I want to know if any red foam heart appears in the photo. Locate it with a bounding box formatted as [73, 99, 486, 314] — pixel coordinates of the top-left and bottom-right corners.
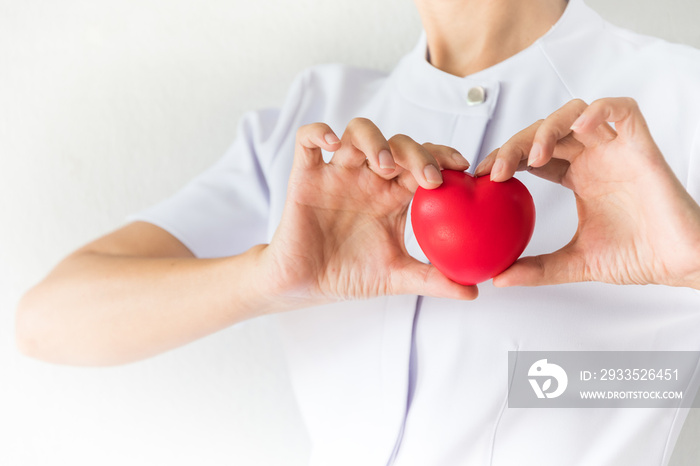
[411, 170, 536, 285]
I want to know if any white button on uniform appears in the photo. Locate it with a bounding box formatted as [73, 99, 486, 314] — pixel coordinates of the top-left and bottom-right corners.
[466, 86, 486, 105]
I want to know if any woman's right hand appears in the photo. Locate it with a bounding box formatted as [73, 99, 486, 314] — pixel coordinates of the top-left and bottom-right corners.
[258, 118, 478, 311]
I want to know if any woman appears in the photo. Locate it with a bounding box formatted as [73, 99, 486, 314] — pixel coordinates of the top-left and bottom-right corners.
[17, 0, 700, 464]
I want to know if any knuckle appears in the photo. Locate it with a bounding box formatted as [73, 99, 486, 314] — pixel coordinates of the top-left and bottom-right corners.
[297, 122, 325, 137]
[568, 99, 589, 119]
[534, 120, 557, 141]
[537, 117, 555, 132]
[500, 141, 514, 153]
[294, 125, 310, 144]
[295, 122, 330, 149]
[499, 142, 520, 160]
[347, 117, 372, 131]
[589, 98, 608, 111]
[389, 133, 414, 145]
[295, 124, 310, 138]
[621, 97, 639, 109]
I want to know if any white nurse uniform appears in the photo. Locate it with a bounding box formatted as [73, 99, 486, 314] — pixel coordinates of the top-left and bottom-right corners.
[129, 1, 700, 464]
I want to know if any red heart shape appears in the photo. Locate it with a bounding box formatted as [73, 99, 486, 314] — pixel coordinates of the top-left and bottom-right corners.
[411, 170, 536, 285]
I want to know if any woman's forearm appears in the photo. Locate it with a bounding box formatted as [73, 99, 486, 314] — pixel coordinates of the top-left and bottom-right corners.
[16, 244, 273, 366]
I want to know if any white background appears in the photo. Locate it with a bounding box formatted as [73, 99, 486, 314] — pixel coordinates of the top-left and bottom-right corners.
[2, 0, 700, 464]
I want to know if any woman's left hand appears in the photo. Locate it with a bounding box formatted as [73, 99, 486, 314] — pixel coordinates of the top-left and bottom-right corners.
[474, 98, 700, 289]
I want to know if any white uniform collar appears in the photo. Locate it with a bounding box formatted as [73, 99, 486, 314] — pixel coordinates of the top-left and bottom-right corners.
[393, 0, 603, 116]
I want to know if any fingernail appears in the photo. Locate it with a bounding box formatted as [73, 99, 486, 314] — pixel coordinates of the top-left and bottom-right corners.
[527, 143, 541, 167]
[570, 115, 586, 131]
[324, 133, 340, 144]
[378, 150, 395, 170]
[423, 164, 442, 184]
[474, 156, 490, 176]
[490, 159, 504, 181]
[451, 152, 470, 167]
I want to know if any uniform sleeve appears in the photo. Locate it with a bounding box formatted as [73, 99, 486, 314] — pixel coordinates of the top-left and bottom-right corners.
[126, 73, 307, 259]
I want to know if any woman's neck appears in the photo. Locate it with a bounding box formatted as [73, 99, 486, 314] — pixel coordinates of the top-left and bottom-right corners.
[415, 0, 568, 76]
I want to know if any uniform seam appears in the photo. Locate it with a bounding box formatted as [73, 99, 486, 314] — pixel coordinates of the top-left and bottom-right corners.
[385, 296, 422, 465]
[536, 41, 575, 100]
[489, 344, 520, 466]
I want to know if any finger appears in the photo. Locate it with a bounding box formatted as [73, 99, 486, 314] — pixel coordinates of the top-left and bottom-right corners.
[392, 259, 479, 300]
[389, 134, 444, 191]
[571, 97, 647, 142]
[491, 245, 586, 287]
[364, 142, 470, 186]
[475, 132, 580, 183]
[476, 121, 541, 182]
[294, 123, 341, 169]
[422, 143, 471, 171]
[528, 99, 591, 168]
[331, 118, 397, 176]
[474, 147, 499, 178]
[526, 158, 572, 187]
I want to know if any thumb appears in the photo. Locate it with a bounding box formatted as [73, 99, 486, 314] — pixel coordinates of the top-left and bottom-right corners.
[492, 247, 585, 287]
[393, 259, 479, 300]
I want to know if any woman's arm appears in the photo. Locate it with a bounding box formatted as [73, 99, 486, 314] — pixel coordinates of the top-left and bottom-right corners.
[15, 221, 276, 366]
